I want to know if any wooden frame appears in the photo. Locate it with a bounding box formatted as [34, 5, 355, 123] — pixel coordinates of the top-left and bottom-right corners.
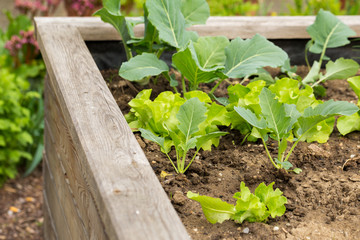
[35, 16, 360, 240]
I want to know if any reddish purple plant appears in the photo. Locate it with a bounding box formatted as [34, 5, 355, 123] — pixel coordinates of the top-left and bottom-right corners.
[4, 30, 40, 67]
[15, 0, 62, 17]
[64, 0, 101, 16]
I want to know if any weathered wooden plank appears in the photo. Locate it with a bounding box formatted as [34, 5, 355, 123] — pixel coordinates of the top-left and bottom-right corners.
[43, 157, 72, 240]
[44, 136, 88, 239]
[43, 185, 58, 240]
[44, 78, 108, 240]
[34, 16, 360, 40]
[36, 23, 190, 240]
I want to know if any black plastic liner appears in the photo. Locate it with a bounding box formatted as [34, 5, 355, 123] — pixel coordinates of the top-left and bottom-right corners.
[86, 39, 360, 71]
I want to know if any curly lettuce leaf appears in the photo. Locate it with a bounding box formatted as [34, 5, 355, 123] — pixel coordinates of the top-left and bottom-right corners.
[337, 76, 360, 135]
[188, 182, 287, 224]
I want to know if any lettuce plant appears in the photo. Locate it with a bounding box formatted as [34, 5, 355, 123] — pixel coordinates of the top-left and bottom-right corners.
[234, 87, 358, 173]
[226, 78, 340, 144]
[337, 76, 360, 135]
[126, 90, 230, 173]
[187, 182, 287, 224]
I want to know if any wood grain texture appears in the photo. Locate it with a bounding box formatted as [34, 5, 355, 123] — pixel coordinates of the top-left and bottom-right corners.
[34, 16, 360, 40]
[43, 160, 58, 240]
[43, 156, 72, 240]
[44, 78, 108, 240]
[36, 23, 190, 240]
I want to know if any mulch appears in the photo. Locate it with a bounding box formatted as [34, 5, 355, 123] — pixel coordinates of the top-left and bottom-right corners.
[0, 167, 43, 240]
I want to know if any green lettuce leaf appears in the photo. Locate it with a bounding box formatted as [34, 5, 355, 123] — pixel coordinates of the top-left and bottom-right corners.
[337, 76, 360, 135]
[297, 100, 359, 137]
[254, 182, 287, 218]
[233, 182, 269, 223]
[187, 191, 236, 224]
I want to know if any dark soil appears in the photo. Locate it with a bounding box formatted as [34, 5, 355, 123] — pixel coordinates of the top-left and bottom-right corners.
[0, 168, 43, 240]
[104, 67, 360, 240]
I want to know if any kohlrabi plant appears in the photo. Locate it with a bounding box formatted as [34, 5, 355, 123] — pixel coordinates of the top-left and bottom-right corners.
[337, 76, 360, 135]
[301, 9, 359, 88]
[95, 0, 210, 85]
[234, 87, 359, 173]
[126, 89, 230, 173]
[187, 182, 287, 224]
[95, 0, 289, 92]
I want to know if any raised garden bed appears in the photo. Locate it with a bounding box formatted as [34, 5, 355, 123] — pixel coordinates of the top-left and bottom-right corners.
[35, 16, 360, 239]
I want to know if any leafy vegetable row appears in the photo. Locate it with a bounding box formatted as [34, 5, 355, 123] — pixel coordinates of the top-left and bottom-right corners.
[95, 0, 360, 226]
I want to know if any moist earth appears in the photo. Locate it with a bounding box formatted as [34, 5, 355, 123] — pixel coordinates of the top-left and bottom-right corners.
[105, 68, 360, 240]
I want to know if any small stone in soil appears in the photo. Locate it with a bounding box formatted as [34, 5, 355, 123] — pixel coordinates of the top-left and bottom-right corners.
[273, 226, 279, 231]
[243, 228, 250, 234]
[172, 191, 187, 205]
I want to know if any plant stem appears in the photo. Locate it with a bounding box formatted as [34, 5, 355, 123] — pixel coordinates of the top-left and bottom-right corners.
[181, 75, 187, 94]
[179, 153, 187, 173]
[304, 40, 312, 70]
[209, 78, 223, 95]
[157, 48, 165, 59]
[123, 42, 132, 60]
[261, 137, 280, 169]
[311, 76, 326, 88]
[183, 149, 201, 173]
[283, 140, 300, 163]
[162, 72, 178, 93]
[165, 153, 179, 173]
[277, 139, 282, 163]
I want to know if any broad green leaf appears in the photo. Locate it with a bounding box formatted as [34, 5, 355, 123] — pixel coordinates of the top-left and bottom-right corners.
[94, 8, 131, 43]
[177, 98, 207, 140]
[284, 104, 301, 129]
[297, 100, 359, 136]
[181, 0, 210, 27]
[103, 0, 121, 16]
[259, 88, 293, 140]
[139, 128, 167, 151]
[320, 58, 359, 82]
[187, 191, 236, 224]
[281, 58, 297, 77]
[337, 113, 360, 135]
[223, 34, 288, 78]
[119, 53, 169, 81]
[196, 131, 228, 150]
[307, 9, 356, 54]
[302, 61, 320, 84]
[192, 36, 229, 69]
[172, 42, 223, 90]
[254, 182, 287, 218]
[146, 0, 193, 48]
[234, 107, 266, 129]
